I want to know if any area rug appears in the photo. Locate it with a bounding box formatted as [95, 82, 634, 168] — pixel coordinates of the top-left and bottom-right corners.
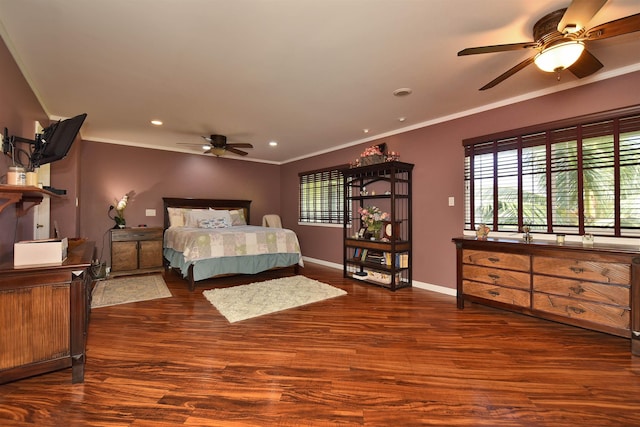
[91, 274, 172, 308]
[203, 275, 347, 323]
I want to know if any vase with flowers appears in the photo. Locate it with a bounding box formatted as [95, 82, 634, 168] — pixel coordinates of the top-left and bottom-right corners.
[111, 194, 129, 228]
[358, 205, 389, 239]
[359, 144, 385, 166]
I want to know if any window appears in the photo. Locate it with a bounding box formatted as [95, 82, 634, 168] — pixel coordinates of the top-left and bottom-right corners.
[464, 107, 640, 237]
[299, 165, 348, 224]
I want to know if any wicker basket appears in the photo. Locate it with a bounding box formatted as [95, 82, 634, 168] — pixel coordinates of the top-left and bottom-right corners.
[360, 154, 385, 166]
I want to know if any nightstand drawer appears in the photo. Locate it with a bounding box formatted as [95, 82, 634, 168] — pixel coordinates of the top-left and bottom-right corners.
[110, 228, 163, 242]
[462, 249, 530, 272]
[463, 280, 530, 307]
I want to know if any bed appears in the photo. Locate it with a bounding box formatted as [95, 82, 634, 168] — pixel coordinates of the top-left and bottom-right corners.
[162, 197, 303, 291]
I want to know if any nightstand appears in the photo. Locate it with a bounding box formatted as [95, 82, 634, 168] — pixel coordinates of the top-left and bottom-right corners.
[110, 227, 163, 275]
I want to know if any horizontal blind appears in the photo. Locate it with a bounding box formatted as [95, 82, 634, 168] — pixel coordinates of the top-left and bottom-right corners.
[463, 106, 640, 237]
[299, 166, 345, 224]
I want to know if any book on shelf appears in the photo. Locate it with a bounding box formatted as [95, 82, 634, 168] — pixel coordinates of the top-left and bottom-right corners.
[353, 247, 362, 259]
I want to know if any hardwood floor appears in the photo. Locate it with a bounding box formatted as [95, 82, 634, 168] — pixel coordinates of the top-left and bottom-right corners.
[2, 262, 640, 426]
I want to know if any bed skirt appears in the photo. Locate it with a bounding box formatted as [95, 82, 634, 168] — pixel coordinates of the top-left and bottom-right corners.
[164, 248, 302, 282]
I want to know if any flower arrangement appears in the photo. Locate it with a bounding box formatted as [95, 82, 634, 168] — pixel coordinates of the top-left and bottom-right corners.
[350, 143, 396, 167]
[360, 145, 383, 158]
[358, 205, 389, 235]
[114, 194, 128, 228]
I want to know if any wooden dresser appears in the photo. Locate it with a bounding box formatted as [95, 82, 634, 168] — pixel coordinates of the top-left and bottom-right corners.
[452, 237, 640, 356]
[0, 240, 94, 384]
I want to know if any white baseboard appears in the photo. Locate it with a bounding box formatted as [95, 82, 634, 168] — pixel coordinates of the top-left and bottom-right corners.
[302, 256, 457, 297]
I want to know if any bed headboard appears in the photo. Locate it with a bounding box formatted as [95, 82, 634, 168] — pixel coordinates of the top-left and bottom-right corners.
[162, 198, 251, 229]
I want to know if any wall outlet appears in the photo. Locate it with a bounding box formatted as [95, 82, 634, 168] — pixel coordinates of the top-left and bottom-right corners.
[145, 209, 156, 217]
[448, 196, 455, 207]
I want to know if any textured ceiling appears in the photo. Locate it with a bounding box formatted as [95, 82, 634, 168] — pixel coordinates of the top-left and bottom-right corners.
[0, 0, 639, 164]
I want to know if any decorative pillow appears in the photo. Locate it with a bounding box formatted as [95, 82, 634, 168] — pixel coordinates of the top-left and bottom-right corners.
[186, 209, 232, 228]
[184, 209, 216, 227]
[198, 218, 229, 229]
[228, 209, 247, 226]
[167, 207, 186, 228]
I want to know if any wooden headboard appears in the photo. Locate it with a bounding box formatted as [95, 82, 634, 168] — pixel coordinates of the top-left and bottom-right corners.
[162, 198, 251, 229]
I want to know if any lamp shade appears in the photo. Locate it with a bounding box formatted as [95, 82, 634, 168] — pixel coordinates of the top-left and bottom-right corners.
[210, 147, 226, 156]
[534, 41, 585, 72]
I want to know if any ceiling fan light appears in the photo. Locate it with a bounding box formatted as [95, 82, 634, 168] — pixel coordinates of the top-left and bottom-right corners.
[210, 147, 226, 156]
[534, 41, 585, 73]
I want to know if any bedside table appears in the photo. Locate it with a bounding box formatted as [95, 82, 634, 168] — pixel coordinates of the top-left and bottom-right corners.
[110, 227, 163, 276]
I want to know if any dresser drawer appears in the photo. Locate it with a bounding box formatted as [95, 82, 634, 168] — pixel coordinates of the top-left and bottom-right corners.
[462, 264, 530, 290]
[462, 249, 530, 272]
[533, 293, 630, 331]
[533, 275, 629, 308]
[533, 256, 630, 285]
[463, 280, 530, 307]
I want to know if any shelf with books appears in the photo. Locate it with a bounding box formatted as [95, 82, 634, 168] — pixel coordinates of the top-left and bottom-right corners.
[342, 161, 413, 291]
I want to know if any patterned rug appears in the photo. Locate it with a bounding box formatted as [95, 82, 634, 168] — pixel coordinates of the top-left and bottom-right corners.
[203, 275, 347, 323]
[91, 274, 172, 308]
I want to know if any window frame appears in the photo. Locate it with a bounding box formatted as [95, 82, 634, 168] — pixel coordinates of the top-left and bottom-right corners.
[298, 164, 349, 225]
[463, 105, 640, 238]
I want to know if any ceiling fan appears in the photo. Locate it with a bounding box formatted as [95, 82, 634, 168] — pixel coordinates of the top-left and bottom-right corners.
[457, 0, 640, 90]
[179, 134, 253, 157]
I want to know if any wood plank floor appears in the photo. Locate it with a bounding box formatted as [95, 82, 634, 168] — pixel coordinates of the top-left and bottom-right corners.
[2, 262, 640, 426]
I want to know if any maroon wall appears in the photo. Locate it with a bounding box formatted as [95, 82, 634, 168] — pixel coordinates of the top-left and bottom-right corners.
[0, 37, 49, 254]
[281, 70, 640, 290]
[2, 22, 639, 288]
[78, 142, 281, 264]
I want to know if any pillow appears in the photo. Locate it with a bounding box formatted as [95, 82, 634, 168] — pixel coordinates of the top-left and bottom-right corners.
[167, 207, 186, 228]
[198, 218, 229, 229]
[228, 209, 247, 226]
[186, 209, 232, 228]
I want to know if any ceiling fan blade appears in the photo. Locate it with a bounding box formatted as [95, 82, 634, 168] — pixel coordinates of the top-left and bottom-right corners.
[227, 143, 253, 148]
[458, 42, 537, 56]
[558, 0, 607, 33]
[225, 147, 249, 156]
[568, 48, 603, 78]
[479, 56, 536, 91]
[583, 13, 640, 41]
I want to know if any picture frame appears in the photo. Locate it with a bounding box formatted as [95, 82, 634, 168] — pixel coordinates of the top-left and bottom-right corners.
[358, 228, 367, 238]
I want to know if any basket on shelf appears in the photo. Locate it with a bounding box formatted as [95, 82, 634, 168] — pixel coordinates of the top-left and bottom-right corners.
[360, 154, 385, 166]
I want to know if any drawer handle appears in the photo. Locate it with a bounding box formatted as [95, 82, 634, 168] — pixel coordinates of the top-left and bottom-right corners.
[488, 290, 500, 297]
[569, 285, 585, 295]
[488, 273, 500, 281]
[488, 257, 500, 263]
[568, 306, 585, 315]
[569, 267, 584, 274]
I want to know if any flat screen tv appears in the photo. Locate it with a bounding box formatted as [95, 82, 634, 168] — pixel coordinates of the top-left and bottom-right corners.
[30, 113, 87, 168]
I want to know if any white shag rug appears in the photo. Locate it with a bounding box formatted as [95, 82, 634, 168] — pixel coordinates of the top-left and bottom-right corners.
[91, 274, 172, 308]
[203, 275, 347, 323]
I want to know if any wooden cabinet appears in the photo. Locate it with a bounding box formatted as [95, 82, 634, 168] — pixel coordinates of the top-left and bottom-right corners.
[342, 161, 413, 290]
[110, 227, 163, 275]
[0, 241, 94, 384]
[453, 237, 640, 356]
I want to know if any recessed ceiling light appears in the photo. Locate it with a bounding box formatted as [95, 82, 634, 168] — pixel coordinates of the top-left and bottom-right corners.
[150, 120, 163, 126]
[393, 88, 412, 97]
[398, 117, 406, 122]
[269, 141, 278, 147]
[363, 129, 369, 134]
